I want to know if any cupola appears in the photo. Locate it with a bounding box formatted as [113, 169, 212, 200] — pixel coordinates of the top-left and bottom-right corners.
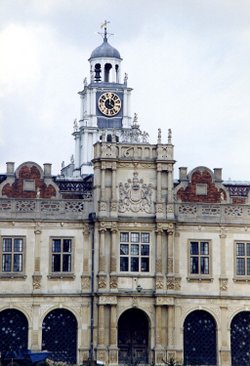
[89, 21, 122, 84]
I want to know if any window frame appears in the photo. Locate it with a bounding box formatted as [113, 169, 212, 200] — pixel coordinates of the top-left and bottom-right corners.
[188, 239, 212, 279]
[119, 231, 150, 273]
[0, 236, 26, 277]
[49, 237, 74, 278]
[235, 241, 250, 278]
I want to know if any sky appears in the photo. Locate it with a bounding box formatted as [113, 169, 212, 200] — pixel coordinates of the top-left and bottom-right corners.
[0, 0, 250, 180]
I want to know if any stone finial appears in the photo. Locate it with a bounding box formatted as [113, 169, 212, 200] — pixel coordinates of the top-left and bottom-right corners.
[157, 128, 162, 144]
[73, 118, 78, 132]
[168, 128, 172, 144]
[43, 163, 52, 177]
[124, 72, 128, 85]
[6, 162, 15, 176]
[83, 77, 87, 86]
[70, 155, 74, 164]
[61, 161, 65, 169]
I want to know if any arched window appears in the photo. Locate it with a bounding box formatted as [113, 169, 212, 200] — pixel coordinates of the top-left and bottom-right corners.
[42, 309, 77, 364]
[231, 311, 250, 366]
[0, 309, 28, 353]
[184, 310, 217, 365]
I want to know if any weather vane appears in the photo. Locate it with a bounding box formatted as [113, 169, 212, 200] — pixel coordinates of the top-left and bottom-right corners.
[99, 20, 113, 41]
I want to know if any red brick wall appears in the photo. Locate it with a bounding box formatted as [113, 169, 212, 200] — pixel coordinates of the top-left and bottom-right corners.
[177, 169, 225, 203]
[2, 165, 56, 199]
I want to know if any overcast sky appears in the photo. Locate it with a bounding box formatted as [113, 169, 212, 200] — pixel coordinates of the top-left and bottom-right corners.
[0, 0, 250, 180]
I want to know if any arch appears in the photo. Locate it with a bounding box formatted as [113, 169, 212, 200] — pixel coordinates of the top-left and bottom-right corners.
[115, 64, 119, 82]
[183, 310, 217, 365]
[0, 309, 28, 353]
[118, 308, 149, 364]
[42, 308, 77, 364]
[231, 311, 250, 366]
[94, 63, 101, 81]
[104, 63, 112, 82]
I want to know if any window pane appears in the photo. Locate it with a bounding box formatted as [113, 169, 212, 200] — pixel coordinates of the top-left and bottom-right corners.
[141, 233, 150, 243]
[14, 239, 23, 252]
[201, 257, 209, 274]
[247, 243, 250, 257]
[141, 245, 149, 256]
[120, 232, 129, 242]
[131, 244, 139, 255]
[131, 257, 139, 271]
[52, 254, 61, 272]
[120, 257, 128, 271]
[237, 258, 245, 275]
[2, 254, 11, 271]
[63, 254, 71, 272]
[141, 258, 149, 272]
[190, 257, 198, 274]
[3, 238, 12, 252]
[247, 258, 250, 275]
[14, 254, 23, 272]
[52, 240, 61, 252]
[237, 243, 245, 256]
[190, 242, 198, 255]
[200, 242, 209, 255]
[63, 239, 71, 252]
[120, 244, 128, 255]
[131, 233, 140, 243]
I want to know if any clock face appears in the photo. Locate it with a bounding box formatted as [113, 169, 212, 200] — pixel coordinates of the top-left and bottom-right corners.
[98, 92, 121, 117]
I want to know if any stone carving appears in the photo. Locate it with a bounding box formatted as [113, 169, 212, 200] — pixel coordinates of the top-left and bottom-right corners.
[155, 277, 164, 289]
[98, 277, 107, 289]
[220, 278, 228, 291]
[120, 113, 149, 144]
[118, 172, 153, 214]
[110, 276, 118, 289]
[167, 277, 181, 290]
[32, 275, 42, 290]
[81, 276, 90, 290]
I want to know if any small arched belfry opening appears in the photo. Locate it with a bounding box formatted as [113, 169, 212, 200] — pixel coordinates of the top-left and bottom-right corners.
[118, 308, 149, 364]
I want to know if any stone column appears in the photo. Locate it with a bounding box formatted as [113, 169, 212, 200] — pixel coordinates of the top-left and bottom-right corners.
[220, 306, 230, 365]
[167, 305, 175, 348]
[109, 305, 118, 365]
[167, 229, 174, 275]
[157, 164, 162, 202]
[155, 225, 164, 292]
[97, 304, 107, 363]
[79, 304, 91, 362]
[110, 225, 118, 291]
[111, 163, 117, 215]
[98, 224, 107, 290]
[101, 164, 106, 201]
[31, 303, 40, 351]
[81, 224, 91, 292]
[167, 166, 175, 219]
[154, 305, 165, 364]
[32, 224, 42, 291]
[219, 228, 228, 293]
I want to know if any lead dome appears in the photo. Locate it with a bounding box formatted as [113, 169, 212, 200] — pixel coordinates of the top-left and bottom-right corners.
[89, 37, 121, 60]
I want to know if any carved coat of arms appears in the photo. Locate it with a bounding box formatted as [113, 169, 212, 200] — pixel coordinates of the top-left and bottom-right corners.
[118, 172, 153, 214]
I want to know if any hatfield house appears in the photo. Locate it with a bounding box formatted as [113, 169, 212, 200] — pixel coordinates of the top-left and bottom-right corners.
[1, 22, 250, 366]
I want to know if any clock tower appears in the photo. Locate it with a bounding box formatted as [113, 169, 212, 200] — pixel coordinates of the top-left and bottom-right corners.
[73, 21, 133, 176]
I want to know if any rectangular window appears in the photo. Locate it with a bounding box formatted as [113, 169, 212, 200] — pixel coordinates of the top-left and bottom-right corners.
[189, 240, 210, 275]
[120, 232, 150, 272]
[1, 237, 24, 273]
[235, 242, 250, 276]
[51, 238, 72, 273]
